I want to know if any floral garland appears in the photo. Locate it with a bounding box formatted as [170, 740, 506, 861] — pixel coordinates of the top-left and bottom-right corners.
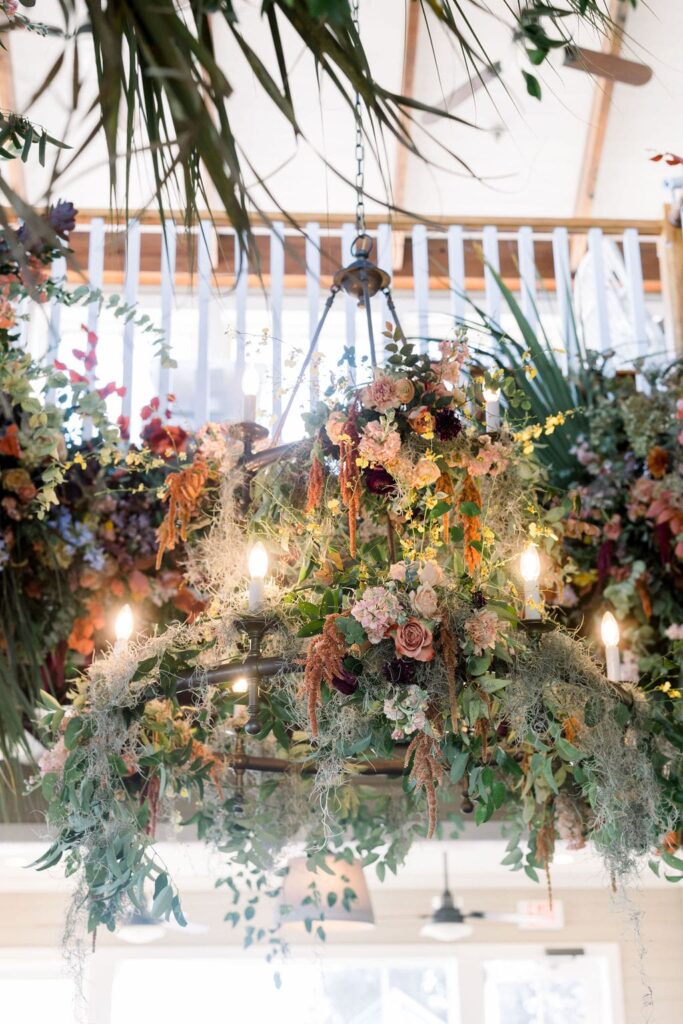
[35, 331, 680, 951]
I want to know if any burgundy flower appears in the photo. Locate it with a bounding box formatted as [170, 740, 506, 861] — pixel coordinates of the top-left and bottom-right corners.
[330, 668, 358, 695]
[383, 657, 417, 686]
[597, 540, 613, 585]
[363, 466, 396, 496]
[434, 409, 462, 441]
[141, 417, 188, 457]
[471, 590, 486, 609]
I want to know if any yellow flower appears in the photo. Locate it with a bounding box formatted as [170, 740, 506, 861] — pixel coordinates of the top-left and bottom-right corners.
[73, 452, 87, 469]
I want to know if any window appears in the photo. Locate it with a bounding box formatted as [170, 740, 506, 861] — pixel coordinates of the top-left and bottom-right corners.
[483, 955, 615, 1024]
[111, 956, 456, 1024]
[0, 959, 75, 1024]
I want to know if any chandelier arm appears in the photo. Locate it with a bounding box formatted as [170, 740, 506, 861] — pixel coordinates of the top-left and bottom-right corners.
[271, 285, 340, 446]
[361, 271, 377, 366]
[383, 287, 406, 343]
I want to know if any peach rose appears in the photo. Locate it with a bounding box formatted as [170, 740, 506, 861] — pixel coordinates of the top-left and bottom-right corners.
[394, 618, 434, 662]
[326, 410, 348, 445]
[410, 584, 439, 619]
[413, 458, 441, 488]
[361, 375, 401, 413]
[389, 562, 407, 582]
[419, 561, 443, 587]
[395, 378, 415, 404]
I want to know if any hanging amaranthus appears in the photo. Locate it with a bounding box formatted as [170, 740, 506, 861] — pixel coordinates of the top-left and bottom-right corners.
[460, 473, 482, 575]
[405, 731, 445, 839]
[305, 447, 325, 514]
[156, 457, 212, 567]
[554, 792, 586, 851]
[339, 412, 361, 557]
[439, 622, 459, 731]
[301, 614, 347, 739]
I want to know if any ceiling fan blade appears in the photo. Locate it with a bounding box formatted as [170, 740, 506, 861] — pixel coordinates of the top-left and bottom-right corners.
[422, 62, 502, 124]
[564, 46, 652, 86]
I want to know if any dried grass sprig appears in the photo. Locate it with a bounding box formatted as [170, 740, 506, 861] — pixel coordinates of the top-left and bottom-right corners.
[405, 731, 445, 839]
[339, 413, 361, 558]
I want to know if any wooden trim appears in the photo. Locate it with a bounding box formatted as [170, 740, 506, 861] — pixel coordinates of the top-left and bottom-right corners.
[37, 209, 661, 235]
[79, 268, 662, 295]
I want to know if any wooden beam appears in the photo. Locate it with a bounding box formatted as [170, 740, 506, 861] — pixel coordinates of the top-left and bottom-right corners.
[571, 0, 629, 265]
[391, 0, 421, 271]
[658, 205, 683, 356]
[0, 37, 25, 198]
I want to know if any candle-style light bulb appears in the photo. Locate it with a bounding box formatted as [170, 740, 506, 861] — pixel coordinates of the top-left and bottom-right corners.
[114, 603, 134, 652]
[483, 387, 501, 432]
[601, 610, 621, 682]
[247, 541, 268, 612]
[520, 543, 542, 621]
[241, 366, 260, 423]
[232, 676, 249, 695]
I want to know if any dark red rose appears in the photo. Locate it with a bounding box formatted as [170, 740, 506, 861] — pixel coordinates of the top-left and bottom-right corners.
[331, 668, 358, 695]
[363, 466, 396, 495]
[141, 417, 188, 457]
[435, 409, 462, 441]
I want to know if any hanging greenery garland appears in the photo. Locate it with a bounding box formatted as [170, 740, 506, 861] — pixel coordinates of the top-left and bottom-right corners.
[35, 329, 680, 950]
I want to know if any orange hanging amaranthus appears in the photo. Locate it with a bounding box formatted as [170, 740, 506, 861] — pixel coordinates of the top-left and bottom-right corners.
[338, 409, 361, 558]
[305, 446, 325, 514]
[156, 457, 212, 568]
[460, 473, 482, 576]
[301, 614, 347, 739]
[405, 731, 445, 839]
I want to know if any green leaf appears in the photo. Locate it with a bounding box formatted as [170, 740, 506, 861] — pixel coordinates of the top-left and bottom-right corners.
[460, 501, 481, 517]
[523, 71, 542, 99]
[449, 750, 469, 784]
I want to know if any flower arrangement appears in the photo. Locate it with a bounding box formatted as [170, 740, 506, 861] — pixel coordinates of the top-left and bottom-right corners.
[34, 329, 679, 955]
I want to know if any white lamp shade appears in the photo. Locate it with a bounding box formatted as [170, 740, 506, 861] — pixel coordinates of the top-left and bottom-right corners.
[279, 855, 375, 931]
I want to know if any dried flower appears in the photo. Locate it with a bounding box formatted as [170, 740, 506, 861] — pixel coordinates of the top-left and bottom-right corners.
[360, 374, 401, 413]
[464, 607, 502, 656]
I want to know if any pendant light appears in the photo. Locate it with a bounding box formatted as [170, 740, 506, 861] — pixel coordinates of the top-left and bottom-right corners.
[279, 854, 375, 931]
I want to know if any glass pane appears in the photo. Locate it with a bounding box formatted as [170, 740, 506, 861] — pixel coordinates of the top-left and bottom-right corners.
[483, 957, 611, 1024]
[0, 971, 74, 1024]
[112, 958, 454, 1024]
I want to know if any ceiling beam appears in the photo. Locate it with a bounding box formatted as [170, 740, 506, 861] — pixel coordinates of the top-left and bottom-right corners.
[571, 0, 629, 265]
[0, 37, 25, 199]
[390, 0, 421, 271]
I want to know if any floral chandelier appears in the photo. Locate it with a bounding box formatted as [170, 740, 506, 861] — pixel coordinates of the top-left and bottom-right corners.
[33, 14, 679, 952]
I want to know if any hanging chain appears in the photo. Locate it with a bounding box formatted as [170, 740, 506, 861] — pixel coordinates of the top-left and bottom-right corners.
[351, 0, 365, 237]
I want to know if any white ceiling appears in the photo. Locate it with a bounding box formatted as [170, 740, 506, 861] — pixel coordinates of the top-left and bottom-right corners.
[7, 0, 682, 220]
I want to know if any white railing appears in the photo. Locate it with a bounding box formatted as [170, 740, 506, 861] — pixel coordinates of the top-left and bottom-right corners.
[23, 215, 668, 438]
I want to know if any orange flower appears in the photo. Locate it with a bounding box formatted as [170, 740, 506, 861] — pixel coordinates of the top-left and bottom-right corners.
[407, 406, 436, 437]
[647, 446, 669, 479]
[460, 473, 482, 576]
[0, 424, 21, 458]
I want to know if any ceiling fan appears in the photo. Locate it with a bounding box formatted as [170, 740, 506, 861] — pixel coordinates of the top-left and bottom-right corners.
[394, 854, 547, 942]
[563, 46, 652, 86]
[421, 62, 503, 124]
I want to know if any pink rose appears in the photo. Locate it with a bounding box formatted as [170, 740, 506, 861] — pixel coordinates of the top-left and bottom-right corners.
[389, 562, 407, 582]
[361, 375, 401, 413]
[603, 514, 622, 541]
[394, 618, 434, 662]
[410, 584, 439, 619]
[418, 561, 443, 587]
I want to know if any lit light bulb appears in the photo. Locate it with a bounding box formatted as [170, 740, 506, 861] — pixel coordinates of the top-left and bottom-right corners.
[483, 387, 501, 432]
[520, 543, 541, 583]
[520, 543, 541, 621]
[113, 604, 134, 654]
[232, 677, 249, 695]
[247, 541, 268, 611]
[114, 604, 134, 643]
[241, 366, 260, 422]
[601, 610, 621, 682]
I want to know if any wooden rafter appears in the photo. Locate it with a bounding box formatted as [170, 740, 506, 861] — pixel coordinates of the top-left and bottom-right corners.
[0, 36, 25, 198]
[390, 0, 421, 271]
[571, 0, 629, 265]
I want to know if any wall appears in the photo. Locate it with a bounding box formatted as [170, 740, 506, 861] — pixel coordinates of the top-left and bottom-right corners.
[0, 885, 680, 1023]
